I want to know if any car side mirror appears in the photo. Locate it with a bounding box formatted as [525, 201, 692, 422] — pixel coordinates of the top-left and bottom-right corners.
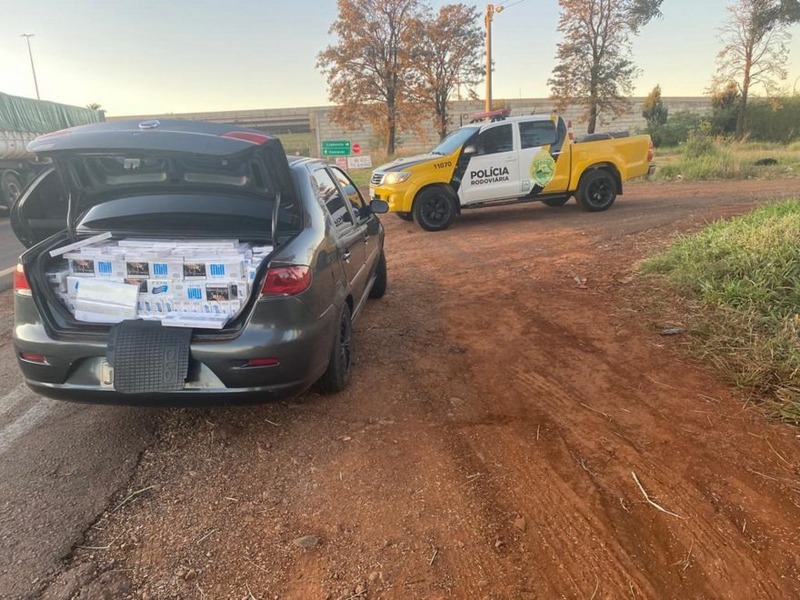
[463, 144, 477, 156]
[369, 199, 389, 214]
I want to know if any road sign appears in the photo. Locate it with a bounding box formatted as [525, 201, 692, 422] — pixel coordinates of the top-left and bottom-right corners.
[347, 155, 372, 170]
[352, 143, 361, 155]
[321, 140, 351, 156]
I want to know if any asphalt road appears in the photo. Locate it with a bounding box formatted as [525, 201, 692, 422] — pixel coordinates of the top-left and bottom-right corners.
[0, 295, 158, 599]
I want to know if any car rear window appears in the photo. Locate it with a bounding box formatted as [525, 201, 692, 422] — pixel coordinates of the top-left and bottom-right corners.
[63, 152, 271, 196]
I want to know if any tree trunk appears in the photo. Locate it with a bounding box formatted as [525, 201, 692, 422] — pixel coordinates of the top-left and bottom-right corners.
[736, 73, 751, 139]
[587, 99, 598, 134]
[387, 108, 396, 156]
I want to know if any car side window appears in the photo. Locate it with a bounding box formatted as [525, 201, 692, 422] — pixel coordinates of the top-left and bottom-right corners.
[477, 124, 513, 155]
[312, 167, 353, 232]
[330, 166, 367, 220]
[519, 121, 557, 149]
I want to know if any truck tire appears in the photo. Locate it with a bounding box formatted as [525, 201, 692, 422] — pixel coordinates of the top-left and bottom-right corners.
[576, 170, 616, 212]
[412, 186, 457, 232]
[395, 212, 414, 221]
[1, 171, 23, 212]
[543, 197, 569, 207]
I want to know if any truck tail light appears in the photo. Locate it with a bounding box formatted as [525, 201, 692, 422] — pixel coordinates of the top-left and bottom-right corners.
[260, 266, 312, 296]
[647, 139, 654, 163]
[13, 264, 32, 295]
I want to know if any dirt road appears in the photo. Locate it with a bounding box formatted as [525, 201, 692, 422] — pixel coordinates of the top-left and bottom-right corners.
[24, 179, 800, 599]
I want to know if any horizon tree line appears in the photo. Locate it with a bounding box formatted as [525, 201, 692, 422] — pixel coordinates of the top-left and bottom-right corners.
[319, 0, 799, 153]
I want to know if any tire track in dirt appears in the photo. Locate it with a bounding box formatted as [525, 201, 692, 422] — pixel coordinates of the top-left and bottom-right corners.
[426, 207, 800, 598]
[41, 181, 800, 600]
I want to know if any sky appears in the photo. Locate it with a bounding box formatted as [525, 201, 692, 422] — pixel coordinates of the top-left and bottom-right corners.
[2, 0, 799, 117]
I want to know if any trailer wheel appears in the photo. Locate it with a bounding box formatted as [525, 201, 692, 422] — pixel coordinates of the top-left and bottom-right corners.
[1, 171, 23, 211]
[576, 170, 616, 212]
[412, 186, 457, 231]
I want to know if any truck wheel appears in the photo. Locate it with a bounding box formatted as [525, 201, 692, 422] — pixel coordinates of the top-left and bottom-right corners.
[317, 303, 353, 394]
[413, 186, 457, 232]
[395, 212, 414, 221]
[368, 251, 387, 299]
[1, 171, 23, 211]
[576, 170, 616, 212]
[543, 197, 569, 207]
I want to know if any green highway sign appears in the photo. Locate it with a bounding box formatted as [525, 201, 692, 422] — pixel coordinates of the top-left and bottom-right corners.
[322, 140, 351, 156]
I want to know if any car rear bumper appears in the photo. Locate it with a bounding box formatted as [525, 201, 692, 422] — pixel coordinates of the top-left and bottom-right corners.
[22, 377, 318, 407]
[13, 295, 338, 405]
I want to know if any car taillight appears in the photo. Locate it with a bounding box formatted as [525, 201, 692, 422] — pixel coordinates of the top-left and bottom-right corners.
[20, 352, 48, 364]
[647, 140, 654, 163]
[260, 266, 312, 296]
[13, 264, 31, 295]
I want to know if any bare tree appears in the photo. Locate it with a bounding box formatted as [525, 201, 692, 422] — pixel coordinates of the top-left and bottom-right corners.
[548, 0, 663, 134]
[318, 0, 427, 155]
[712, 0, 792, 138]
[413, 4, 483, 140]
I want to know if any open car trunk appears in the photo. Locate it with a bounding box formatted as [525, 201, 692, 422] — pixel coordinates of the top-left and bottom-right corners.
[13, 123, 302, 337]
[24, 228, 275, 337]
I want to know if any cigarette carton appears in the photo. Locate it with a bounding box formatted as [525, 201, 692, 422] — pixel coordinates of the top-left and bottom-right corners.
[148, 259, 183, 280]
[74, 299, 137, 323]
[76, 279, 138, 308]
[46, 269, 70, 293]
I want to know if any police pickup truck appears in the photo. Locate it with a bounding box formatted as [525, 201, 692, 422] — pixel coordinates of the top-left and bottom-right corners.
[369, 111, 654, 231]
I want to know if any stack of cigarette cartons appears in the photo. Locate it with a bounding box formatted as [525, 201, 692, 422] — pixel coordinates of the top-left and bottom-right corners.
[45, 234, 273, 328]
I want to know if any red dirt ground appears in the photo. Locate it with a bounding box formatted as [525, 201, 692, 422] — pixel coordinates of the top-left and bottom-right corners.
[43, 179, 800, 600]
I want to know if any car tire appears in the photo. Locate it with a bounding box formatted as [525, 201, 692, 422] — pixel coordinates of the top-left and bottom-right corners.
[395, 212, 414, 221]
[576, 170, 617, 212]
[317, 303, 353, 394]
[412, 186, 457, 231]
[542, 197, 569, 207]
[369, 251, 387, 299]
[1, 171, 23, 211]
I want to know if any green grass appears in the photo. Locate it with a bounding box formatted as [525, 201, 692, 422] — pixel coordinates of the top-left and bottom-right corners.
[650, 139, 800, 182]
[641, 199, 800, 421]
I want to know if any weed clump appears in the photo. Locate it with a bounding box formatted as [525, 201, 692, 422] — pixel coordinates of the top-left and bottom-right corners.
[642, 199, 800, 420]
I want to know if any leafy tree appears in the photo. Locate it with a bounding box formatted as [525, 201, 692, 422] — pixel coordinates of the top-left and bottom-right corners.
[414, 4, 483, 140]
[318, 0, 426, 155]
[709, 81, 741, 134]
[711, 0, 792, 138]
[642, 85, 668, 127]
[548, 0, 663, 134]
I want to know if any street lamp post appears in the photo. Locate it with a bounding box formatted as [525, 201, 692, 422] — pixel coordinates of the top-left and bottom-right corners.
[485, 3, 504, 112]
[20, 33, 40, 100]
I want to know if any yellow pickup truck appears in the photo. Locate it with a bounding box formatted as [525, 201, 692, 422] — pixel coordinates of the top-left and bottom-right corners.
[369, 112, 654, 231]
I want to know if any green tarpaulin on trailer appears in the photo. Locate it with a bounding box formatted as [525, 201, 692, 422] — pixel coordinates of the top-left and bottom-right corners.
[0, 91, 104, 134]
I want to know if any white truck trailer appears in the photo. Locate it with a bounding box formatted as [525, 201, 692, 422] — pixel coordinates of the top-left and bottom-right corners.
[0, 91, 104, 211]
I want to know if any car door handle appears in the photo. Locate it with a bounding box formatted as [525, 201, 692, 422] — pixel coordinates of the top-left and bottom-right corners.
[363, 235, 370, 244]
[342, 250, 351, 262]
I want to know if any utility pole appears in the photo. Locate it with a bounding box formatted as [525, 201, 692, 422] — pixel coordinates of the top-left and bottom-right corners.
[484, 4, 503, 112]
[21, 34, 40, 100]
